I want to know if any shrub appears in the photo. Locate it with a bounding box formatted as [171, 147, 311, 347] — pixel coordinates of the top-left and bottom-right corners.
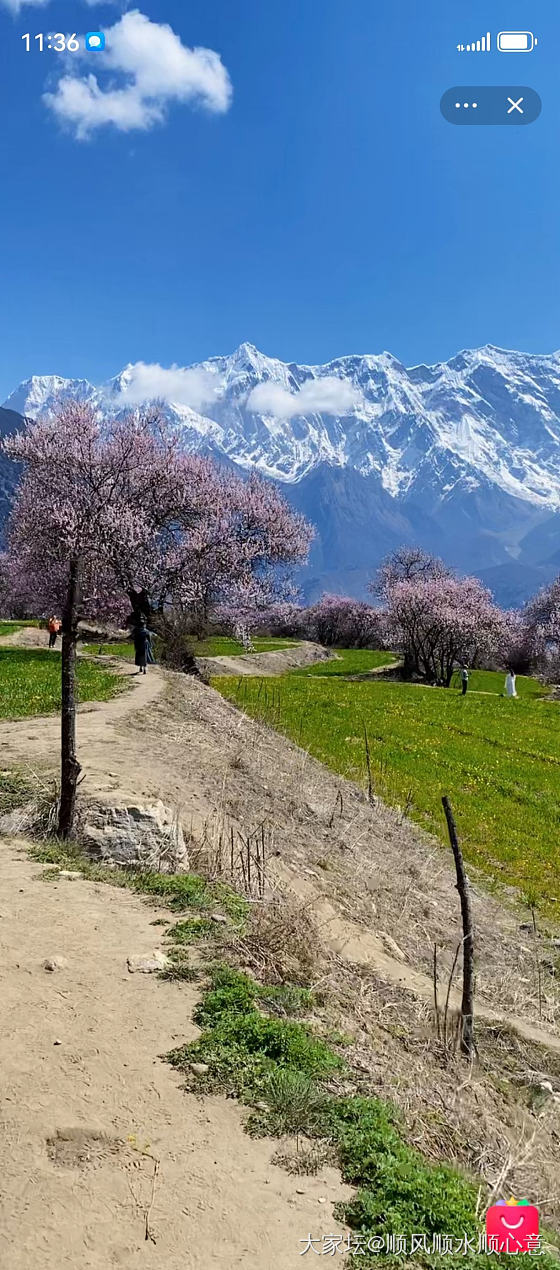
[151, 609, 201, 674]
[304, 593, 387, 649]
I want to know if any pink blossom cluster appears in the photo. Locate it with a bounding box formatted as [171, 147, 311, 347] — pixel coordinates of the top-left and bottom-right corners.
[0, 402, 313, 624]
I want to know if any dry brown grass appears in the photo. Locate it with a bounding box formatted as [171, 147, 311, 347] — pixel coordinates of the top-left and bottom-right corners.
[320, 953, 560, 1227]
[235, 894, 322, 986]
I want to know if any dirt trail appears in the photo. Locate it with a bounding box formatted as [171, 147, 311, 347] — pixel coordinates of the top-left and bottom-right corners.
[0, 625, 48, 649]
[197, 640, 330, 677]
[0, 838, 348, 1269]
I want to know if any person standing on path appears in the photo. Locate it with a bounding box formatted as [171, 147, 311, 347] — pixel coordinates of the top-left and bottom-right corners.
[47, 616, 61, 648]
[132, 623, 155, 675]
[505, 670, 517, 698]
[460, 665, 469, 695]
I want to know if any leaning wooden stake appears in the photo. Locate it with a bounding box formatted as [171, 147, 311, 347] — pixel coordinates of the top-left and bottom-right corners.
[441, 796, 476, 1057]
[363, 724, 374, 804]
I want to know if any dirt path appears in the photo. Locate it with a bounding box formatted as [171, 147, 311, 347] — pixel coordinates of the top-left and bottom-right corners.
[196, 640, 331, 677]
[0, 838, 348, 1269]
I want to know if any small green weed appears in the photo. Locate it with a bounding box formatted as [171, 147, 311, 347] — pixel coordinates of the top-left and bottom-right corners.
[30, 841, 244, 920]
[248, 1068, 329, 1141]
[166, 917, 216, 944]
[0, 770, 33, 815]
[257, 983, 314, 1016]
[168, 965, 341, 1099]
[159, 963, 200, 983]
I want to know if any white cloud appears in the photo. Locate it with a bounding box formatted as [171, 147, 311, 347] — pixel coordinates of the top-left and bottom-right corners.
[43, 9, 233, 139]
[118, 362, 221, 411]
[247, 377, 363, 419]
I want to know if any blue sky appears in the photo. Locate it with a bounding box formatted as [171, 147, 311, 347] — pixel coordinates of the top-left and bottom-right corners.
[0, 0, 558, 398]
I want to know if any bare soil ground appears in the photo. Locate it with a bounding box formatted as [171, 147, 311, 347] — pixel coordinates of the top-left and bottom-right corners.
[0, 841, 348, 1269]
[2, 639, 560, 1246]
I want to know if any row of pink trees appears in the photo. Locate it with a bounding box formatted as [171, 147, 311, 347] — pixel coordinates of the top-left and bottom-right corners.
[1, 402, 312, 836]
[372, 547, 560, 685]
[219, 547, 560, 687]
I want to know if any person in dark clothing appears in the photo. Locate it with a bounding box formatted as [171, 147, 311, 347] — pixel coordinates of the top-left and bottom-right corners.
[132, 623, 155, 675]
[460, 665, 469, 695]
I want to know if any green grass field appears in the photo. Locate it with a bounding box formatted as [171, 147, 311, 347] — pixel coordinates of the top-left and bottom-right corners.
[291, 648, 399, 677]
[194, 635, 297, 657]
[450, 668, 545, 698]
[0, 620, 41, 637]
[83, 640, 135, 659]
[217, 667, 560, 914]
[0, 648, 123, 719]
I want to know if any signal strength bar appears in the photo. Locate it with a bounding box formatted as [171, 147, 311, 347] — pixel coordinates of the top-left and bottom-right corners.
[457, 32, 491, 52]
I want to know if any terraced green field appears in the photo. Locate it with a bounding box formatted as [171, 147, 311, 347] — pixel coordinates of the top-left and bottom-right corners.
[0, 648, 123, 719]
[217, 666, 560, 914]
[291, 648, 399, 677]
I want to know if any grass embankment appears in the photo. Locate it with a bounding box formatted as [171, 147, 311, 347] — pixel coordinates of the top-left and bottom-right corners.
[83, 635, 298, 661]
[291, 648, 399, 677]
[0, 620, 40, 636]
[217, 668, 560, 914]
[0, 648, 122, 719]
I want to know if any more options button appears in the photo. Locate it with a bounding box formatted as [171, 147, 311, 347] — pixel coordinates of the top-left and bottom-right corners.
[441, 86, 541, 124]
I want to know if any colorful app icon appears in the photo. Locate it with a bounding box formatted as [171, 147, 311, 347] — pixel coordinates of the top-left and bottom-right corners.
[486, 1199, 539, 1252]
[85, 32, 105, 52]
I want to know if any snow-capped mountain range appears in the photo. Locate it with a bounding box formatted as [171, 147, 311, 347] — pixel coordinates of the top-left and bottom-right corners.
[3, 342, 560, 604]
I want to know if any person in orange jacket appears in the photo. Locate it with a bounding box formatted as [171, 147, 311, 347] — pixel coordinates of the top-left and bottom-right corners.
[48, 615, 61, 648]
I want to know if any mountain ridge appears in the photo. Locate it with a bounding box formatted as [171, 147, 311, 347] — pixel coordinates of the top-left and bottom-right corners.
[3, 343, 560, 605]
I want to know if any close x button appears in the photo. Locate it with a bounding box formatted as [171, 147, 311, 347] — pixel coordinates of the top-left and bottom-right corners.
[441, 86, 541, 124]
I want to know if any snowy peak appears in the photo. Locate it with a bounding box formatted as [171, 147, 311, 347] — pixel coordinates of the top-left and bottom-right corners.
[4, 374, 95, 419]
[3, 344, 560, 510]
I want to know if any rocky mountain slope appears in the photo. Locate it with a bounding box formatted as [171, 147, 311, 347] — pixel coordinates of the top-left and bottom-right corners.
[4, 343, 560, 604]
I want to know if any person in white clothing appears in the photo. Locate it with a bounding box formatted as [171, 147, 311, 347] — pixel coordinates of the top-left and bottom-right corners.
[505, 671, 517, 698]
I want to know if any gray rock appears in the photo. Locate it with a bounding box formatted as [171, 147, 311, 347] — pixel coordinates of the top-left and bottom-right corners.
[0, 803, 36, 837]
[43, 957, 69, 972]
[59, 870, 82, 880]
[379, 931, 406, 963]
[127, 950, 170, 974]
[190, 1062, 210, 1076]
[78, 799, 189, 872]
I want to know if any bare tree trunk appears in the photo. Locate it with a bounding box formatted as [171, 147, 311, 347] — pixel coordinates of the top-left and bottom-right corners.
[127, 587, 152, 626]
[441, 795, 476, 1057]
[58, 558, 82, 838]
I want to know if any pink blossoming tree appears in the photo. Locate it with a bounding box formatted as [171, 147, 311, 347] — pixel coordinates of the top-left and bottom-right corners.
[371, 546, 450, 601]
[2, 402, 312, 835]
[384, 572, 507, 686]
[523, 576, 560, 679]
[304, 593, 386, 649]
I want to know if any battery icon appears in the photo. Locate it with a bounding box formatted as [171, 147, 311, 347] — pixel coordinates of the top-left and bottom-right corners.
[497, 31, 536, 52]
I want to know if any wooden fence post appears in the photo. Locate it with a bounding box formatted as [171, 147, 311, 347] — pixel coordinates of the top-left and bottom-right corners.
[442, 795, 476, 1057]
